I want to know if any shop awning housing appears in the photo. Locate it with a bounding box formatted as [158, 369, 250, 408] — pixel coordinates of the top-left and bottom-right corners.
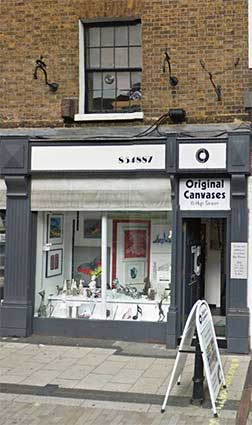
[31, 177, 172, 211]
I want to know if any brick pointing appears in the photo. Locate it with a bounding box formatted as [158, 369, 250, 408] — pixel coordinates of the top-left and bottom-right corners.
[0, 0, 250, 127]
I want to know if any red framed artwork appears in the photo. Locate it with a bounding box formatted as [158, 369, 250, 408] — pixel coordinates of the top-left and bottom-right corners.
[124, 229, 147, 258]
[112, 220, 151, 281]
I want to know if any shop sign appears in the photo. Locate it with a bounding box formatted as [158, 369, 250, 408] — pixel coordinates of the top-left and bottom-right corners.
[179, 143, 226, 170]
[231, 242, 248, 279]
[31, 144, 166, 171]
[179, 178, 230, 210]
[162, 300, 225, 417]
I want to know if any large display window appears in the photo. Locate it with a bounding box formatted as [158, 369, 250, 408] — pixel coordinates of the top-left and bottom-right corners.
[34, 211, 172, 322]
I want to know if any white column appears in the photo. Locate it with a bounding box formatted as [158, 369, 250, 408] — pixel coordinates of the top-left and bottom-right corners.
[101, 214, 107, 319]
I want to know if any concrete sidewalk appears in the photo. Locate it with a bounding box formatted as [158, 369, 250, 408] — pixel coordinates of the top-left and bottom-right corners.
[0, 336, 251, 425]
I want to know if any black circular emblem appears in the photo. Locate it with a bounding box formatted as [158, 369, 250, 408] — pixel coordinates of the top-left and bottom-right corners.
[196, 148, 210, 163]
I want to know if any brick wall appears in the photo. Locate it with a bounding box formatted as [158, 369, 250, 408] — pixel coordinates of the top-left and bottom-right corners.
[0, 0, 251, 127]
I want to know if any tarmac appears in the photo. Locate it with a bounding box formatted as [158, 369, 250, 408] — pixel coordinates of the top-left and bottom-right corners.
[0, 335, 251, 425]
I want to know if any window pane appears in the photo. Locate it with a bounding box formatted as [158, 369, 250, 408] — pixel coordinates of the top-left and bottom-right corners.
[87, 27, 100, 47]
[88, 48, 100, 68]
[101, 27, 114, 46]
[130, 72, 141, 100]
[131, 71, 141, 86]
[87, 73, 102, 90]
[115, 26, 128, 46]
[88, 90, 102, 112]
[129, 24, 141, 45]
[101, 47, 114, 67]
[129, 47, 142, 67]
[103, 89, 116, 111]
[115, 89, 130, 112]
[129, 72, 141, 110]
[103, 72, 115, 89]
[115, 47, 128, 68]
[117, 72, 130, 90]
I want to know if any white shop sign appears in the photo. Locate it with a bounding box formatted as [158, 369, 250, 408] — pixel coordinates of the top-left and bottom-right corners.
[179, 143, 226, 170]
[179, 178, 230, 210]
[231, 242, 248, 279]
[31, 144, 166, 171]
[161, 300, 225, 417]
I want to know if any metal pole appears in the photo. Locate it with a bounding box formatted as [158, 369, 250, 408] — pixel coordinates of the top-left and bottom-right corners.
[191, 331, 204, 404]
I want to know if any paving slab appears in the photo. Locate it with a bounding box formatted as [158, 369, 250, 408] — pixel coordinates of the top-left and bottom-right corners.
[0, 337, 251, 425]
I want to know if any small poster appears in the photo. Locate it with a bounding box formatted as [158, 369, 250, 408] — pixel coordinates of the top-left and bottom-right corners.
[231, 242, 248, 279]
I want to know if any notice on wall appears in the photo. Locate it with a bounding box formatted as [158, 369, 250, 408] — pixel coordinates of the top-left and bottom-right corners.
[179, 178, 230, 210]
[231, 242, 248, 279]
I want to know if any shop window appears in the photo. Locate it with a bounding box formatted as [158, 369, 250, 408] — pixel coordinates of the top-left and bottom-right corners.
[75, 19, 143, 121]
[34, 211, 172, 322]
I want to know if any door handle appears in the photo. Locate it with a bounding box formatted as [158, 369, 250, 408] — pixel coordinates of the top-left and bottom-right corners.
[188, 275, 198, 286]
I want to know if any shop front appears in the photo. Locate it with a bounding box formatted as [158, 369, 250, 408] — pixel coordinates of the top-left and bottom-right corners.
[0, 132, 250, 352]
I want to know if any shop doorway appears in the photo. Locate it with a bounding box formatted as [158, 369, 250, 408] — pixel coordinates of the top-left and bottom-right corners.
[182, 218, 226, 338]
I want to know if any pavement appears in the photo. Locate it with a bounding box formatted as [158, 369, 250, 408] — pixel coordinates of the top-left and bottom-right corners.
[0, 335, 251, 425]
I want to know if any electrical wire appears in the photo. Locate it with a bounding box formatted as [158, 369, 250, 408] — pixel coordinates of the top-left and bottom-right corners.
[31, 113, 170, 141]
[31, 115, 251, 141]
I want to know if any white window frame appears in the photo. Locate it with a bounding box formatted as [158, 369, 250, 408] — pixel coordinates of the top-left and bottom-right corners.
[249, 0, 252, 68]
[75, 20, 144, 122]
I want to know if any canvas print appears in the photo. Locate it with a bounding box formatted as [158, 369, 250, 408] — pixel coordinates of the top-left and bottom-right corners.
[84, 219, 101, 239]
[47, 214, 63, 245]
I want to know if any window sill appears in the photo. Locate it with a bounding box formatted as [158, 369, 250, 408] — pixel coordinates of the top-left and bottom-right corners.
[74, 112, 144, 122]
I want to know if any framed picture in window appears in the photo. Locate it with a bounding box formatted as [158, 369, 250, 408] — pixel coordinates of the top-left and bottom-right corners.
[46, 249, 63, 278]
[47, 214, 63, 245]
[84, 219, 101, 239]
[124, 229, 147, 258]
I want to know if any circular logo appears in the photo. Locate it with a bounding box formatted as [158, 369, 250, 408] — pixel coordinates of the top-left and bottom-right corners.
[196, 148, 210, 163]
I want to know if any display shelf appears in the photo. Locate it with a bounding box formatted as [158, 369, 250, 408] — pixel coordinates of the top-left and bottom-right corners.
[47, 292, 170, 321]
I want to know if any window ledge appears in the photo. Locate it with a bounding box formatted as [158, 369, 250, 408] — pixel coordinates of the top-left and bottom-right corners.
[74, 112, 144, 122]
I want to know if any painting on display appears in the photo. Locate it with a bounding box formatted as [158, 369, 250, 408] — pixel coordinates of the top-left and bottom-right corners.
[47, 214, 63, 245]
[151, 224, 172, 253]
[124, 229, 147, 258]
[46, 249, 63, 278]
[84, 219, 101, 239]
[125, 261, 145, 284]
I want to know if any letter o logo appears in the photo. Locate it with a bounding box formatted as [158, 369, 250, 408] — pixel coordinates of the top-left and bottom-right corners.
[196, 148, 209, 163]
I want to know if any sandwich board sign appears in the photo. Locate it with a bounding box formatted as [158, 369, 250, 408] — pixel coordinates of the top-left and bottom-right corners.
[161, 300, 226, 417]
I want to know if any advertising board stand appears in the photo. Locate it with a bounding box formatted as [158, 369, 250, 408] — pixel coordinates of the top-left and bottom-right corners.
[161, 300, 226, 417]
